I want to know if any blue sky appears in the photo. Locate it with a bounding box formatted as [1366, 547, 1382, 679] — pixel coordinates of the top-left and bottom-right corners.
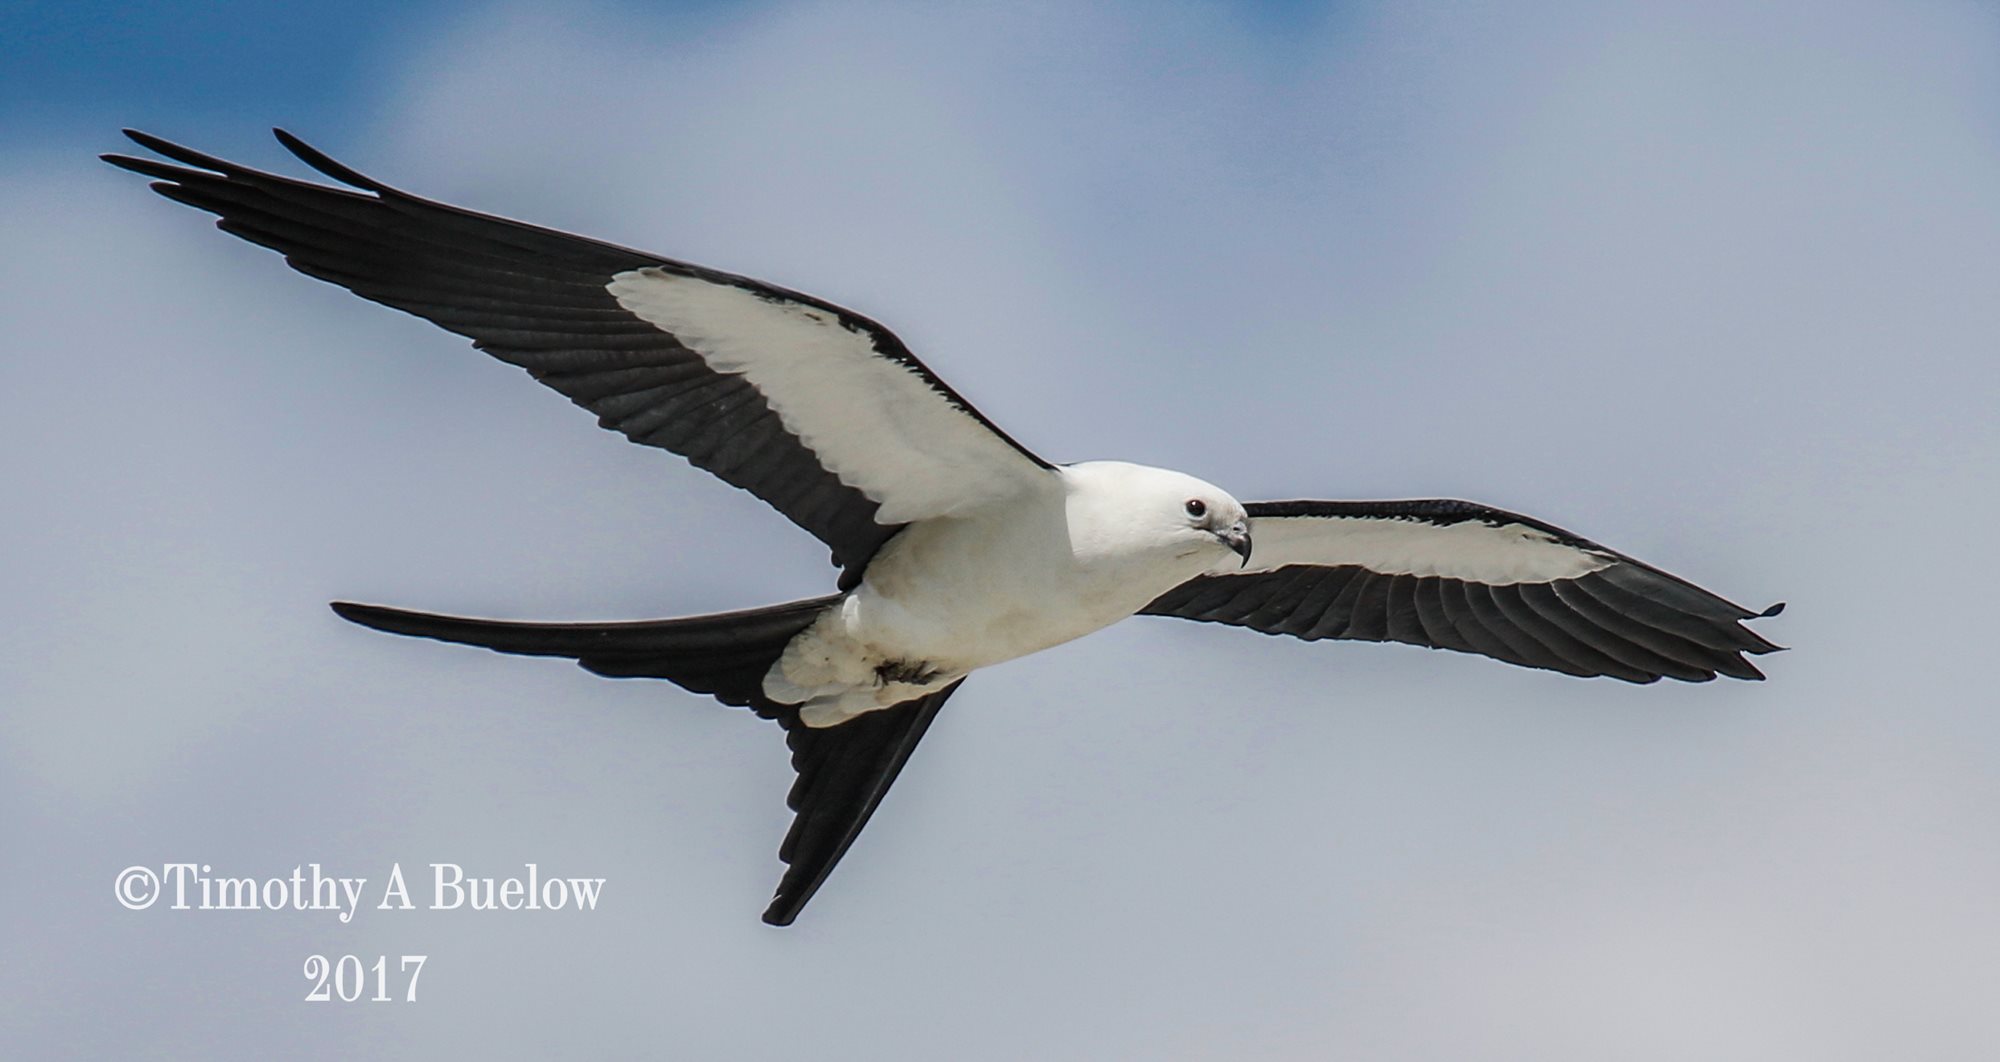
[1, 0, 1345, 142]
[6, 1, 417, 136]
[6, 1, 1999, 1057]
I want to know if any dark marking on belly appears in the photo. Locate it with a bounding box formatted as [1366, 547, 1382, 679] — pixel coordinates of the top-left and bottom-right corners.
[875, 659, 940, 686]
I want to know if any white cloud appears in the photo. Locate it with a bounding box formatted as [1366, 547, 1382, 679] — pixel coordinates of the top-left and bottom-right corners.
[7, 1, 1999, 1056]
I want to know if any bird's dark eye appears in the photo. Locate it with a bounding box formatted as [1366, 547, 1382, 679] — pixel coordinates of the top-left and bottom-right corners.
[1185, 499, 1207, 518]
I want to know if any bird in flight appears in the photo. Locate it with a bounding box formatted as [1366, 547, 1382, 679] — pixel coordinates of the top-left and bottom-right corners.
[105, 130, 1783, 926]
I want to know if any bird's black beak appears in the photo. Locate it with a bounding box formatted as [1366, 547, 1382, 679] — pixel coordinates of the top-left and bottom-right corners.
[1218, 522, 1252, 567]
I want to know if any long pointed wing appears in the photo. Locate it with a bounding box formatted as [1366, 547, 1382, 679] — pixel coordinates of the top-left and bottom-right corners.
[1143, 500, 1783, 682]
[103, 130, 1054, 581]
[767, 681, 964, 926]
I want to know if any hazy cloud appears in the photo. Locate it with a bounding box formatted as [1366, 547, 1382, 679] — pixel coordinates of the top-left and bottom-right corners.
[6, 1, 1997, 1056]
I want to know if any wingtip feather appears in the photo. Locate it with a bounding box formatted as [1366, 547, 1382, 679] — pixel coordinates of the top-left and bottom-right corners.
[98, 152, 157, 175]
[330, 600, 401, 632]
[120, 128, 174, 153]
[115, 129, 241, 174]
[273, 127, 389, 193]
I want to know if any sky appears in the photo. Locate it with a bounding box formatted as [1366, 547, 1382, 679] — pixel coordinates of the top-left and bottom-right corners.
[5, 0, 1999, 1056]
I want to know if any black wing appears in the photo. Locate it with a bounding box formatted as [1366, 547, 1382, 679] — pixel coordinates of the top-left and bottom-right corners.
[1143, 500, 1783, 682]
[104, 130, 1053, 583]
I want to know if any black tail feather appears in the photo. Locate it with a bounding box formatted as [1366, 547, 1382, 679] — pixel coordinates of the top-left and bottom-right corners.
[766, 680, 962, 926]
[330, 596, 837, 710]
[331, 596, 963, 926]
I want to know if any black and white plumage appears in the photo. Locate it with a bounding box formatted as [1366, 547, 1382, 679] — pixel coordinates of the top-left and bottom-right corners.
[105, 130, 1783, 926]
[1144, 500, 1784, 682]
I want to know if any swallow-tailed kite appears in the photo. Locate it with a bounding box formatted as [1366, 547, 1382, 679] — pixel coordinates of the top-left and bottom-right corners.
[105, 130, 1784, 925]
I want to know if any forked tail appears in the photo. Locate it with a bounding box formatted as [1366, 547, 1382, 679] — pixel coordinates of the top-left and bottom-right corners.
[331, 593, 961, 925]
